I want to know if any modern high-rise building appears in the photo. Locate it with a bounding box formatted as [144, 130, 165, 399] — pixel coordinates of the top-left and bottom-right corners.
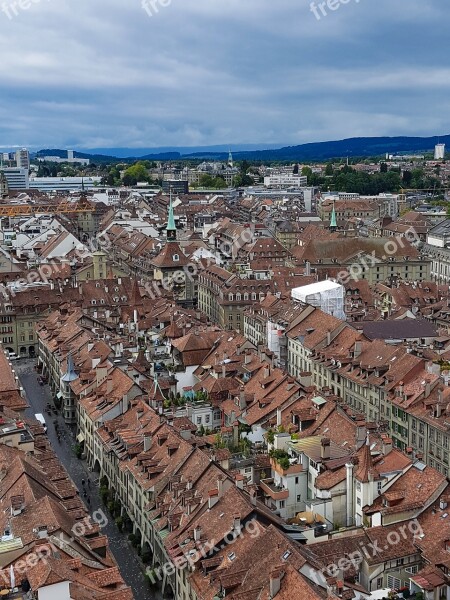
[15, 148, 30, 170]
[2, 167, 29, 189]
[434, 143, 445, 160]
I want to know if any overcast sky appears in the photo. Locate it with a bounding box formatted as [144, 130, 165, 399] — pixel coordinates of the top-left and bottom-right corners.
[1, 0, 449, 150]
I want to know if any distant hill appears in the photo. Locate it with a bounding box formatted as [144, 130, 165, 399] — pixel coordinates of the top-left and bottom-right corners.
[182, 135, 450, 161]
[36, 135, 450, 163]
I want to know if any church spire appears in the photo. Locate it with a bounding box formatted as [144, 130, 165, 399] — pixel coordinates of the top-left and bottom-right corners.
[166, 189, 177, 242]
[228, 149, 233, 168]
[329, 200, 337, 231]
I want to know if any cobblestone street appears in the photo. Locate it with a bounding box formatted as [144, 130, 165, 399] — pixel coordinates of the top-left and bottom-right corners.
[16, 359, 158, 600]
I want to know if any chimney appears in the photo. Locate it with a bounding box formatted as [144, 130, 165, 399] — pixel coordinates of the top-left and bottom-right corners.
[217, 476, 225, 498]
[249, 487, 257, 506]
[239, 386, 247, 410]
[326, 330, 331, 346]
[232, 514, 241, 531]
[424, 380, 431, 399]
[245, 350, 252, 365]
[208, 489, 219, 509]
[382, 436, 393, 455]
[321, 437, 331, 460]
[354, 341, 362, 359]
[269, 568, 283, 598]
[264, 366, 270, 379]
[235, 474, 244, 490]
[222, 363, 227, 379]
[143, 434, 152, 452]
[193, 524, 202, 541]
[276, 408, 282, 427]
[305, 261, 311, 276]
[79, 283, 83, 296]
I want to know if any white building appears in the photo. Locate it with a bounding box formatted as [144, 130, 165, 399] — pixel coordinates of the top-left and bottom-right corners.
[38, 150, 90, 165]
[291, 280, 346, 320]
[2, 167, 29, 189]
[264, 174, 308, 188]
[15, 148, 30, 170]
[28, 176, 101, 191]
[434, 143, 445, 160]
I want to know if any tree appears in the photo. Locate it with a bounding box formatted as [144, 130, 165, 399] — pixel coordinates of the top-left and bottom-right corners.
[302, 166, 312, 179]
[239, 160, 250, 175]
[325, 163, 334, 176]
[380, 162, 388, 173]
[402, 170, 413, 187]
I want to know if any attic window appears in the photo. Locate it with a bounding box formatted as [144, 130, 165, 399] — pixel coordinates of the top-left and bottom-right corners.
[228, 552, 236, 561]
[282, 550, 291, 560]
[173, 254, 180, 262]
[100, 299, 105, 304]
[91, 300, 97, 305]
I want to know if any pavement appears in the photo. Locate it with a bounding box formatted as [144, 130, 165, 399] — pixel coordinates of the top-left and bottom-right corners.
[16, 359, 159, 600]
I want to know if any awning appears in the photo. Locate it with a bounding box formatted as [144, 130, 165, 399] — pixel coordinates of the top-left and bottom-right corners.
[56, 392, 63, 399]
[76, 433, 85, 443]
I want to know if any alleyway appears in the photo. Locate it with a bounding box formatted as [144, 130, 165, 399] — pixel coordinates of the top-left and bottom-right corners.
[16, 359, 159, 600]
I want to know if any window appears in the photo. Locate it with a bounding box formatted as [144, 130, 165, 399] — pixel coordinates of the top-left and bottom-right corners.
[405, 565, 418, 575]
[295, 477, 299, 484]
[296, 495, 301, 502]
[205, 415, 210, 424]
[387, 576, 401, 590]
[376, 577, 383, 589]
[279, 500, 285, 508]
[196, 417, 201, 425]
[172, 254, 179, 262]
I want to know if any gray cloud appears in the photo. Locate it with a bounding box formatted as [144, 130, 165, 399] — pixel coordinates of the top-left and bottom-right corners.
[0, 0, 448, 149]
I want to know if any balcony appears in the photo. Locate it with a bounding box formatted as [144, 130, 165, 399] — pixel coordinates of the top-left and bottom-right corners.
[260, 478, 289, 501]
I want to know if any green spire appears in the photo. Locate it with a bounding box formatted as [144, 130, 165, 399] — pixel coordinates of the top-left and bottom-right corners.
[330, 201, 337, 230]
[167, 191, 176, 241]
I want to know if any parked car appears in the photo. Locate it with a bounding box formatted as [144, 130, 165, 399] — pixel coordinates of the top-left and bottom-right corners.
[6, 352, 20, 360]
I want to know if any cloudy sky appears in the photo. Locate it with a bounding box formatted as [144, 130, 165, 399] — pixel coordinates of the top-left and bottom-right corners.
[1, 0, 449, 150]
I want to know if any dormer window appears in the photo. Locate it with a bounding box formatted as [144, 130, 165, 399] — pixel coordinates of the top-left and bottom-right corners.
[229, 294, 234, 301]
[173, 254, 180, 262]
[91, 300, 97, 305]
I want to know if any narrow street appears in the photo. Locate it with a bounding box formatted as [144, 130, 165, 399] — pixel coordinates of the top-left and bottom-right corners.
[16, 359, 157, 600]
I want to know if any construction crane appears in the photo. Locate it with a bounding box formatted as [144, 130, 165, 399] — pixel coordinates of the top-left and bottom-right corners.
[0, 199, 95, 217]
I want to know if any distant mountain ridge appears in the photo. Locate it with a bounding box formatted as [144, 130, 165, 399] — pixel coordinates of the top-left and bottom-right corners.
[37, 134, 450, 163]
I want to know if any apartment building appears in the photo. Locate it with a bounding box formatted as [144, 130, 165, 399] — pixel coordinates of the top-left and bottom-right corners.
[296, 237, 430, 284]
